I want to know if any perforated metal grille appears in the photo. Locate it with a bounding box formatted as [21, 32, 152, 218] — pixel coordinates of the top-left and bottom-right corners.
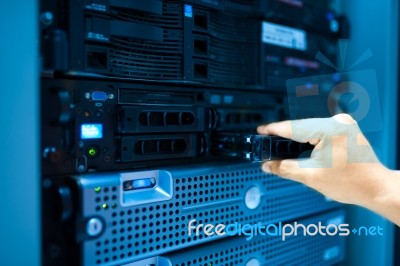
[109, 2, 184, 80]
[166, 211, 344, 266]
[81, 164, 340, 265]
[92, 186, 119, 213]
[169, 235, 341, 266]
[197, 11, 259, 86]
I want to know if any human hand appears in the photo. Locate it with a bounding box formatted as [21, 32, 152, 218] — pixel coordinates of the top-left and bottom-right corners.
[257, 114, 391, 209]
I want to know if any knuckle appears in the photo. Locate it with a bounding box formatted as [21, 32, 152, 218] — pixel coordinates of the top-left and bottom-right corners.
[333, 113, 357, 124]
[329, 114, 361, 137]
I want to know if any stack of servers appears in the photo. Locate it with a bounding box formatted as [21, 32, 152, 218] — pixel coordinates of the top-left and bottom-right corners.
[40, 0, 348, 265]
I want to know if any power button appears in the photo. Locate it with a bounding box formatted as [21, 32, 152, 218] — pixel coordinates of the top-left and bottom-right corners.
[246, 258, 261, 266]
[86, 217, 103, 237]
[245, 186, 261, 209]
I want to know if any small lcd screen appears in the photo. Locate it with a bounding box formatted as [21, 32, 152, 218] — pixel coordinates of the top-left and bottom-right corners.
[81, 124, 103, 139]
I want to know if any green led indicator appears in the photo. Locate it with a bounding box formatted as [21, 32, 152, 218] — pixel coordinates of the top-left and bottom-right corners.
[94, 187, 101, 193]
[88, 147, 97, 157]
[102, 203, 108, 209]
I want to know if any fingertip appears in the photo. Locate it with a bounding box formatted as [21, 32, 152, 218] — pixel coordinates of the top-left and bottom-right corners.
[262, 162, 271, 173]
[257, 125, 269, 134]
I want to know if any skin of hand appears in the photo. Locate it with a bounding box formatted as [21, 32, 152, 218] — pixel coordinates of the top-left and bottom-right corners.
[257, 113, 400, 226]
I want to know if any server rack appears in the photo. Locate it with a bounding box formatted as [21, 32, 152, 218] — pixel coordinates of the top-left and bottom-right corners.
[40, 1, 349, 265]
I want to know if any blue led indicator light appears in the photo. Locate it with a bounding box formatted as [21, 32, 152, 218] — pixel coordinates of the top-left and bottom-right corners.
[184, 4, 193, 18]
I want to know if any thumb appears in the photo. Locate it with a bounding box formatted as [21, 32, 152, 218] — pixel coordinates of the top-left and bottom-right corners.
[262, 159, 316, 186]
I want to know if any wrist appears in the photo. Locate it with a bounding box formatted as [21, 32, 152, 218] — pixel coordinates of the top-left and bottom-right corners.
[367, 167, 400, 225]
